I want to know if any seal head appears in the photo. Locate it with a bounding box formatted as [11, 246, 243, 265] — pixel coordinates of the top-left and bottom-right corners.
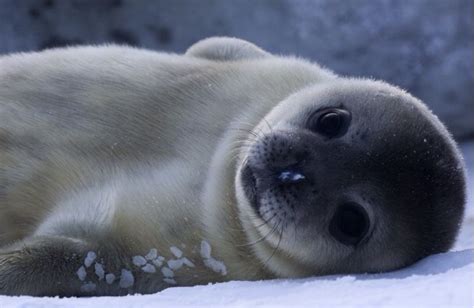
[236, 79, 466, 277]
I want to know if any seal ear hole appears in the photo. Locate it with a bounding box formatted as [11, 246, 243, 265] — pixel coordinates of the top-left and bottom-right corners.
[307, 108, 351, 138]
[329, 202, 370, 246]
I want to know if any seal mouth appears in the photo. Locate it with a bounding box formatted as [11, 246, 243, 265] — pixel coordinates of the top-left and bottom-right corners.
[240, 164, 259, 212]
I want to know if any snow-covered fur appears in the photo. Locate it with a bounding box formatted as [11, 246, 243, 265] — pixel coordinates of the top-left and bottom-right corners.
[0, 37, 465, 296]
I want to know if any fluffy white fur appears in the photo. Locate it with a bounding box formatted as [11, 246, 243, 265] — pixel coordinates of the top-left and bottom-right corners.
[0, 37, 464, 296]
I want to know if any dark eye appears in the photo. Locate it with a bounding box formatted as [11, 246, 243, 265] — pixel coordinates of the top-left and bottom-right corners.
[309, 108, 351, 138]
[329, 202, 370, 246]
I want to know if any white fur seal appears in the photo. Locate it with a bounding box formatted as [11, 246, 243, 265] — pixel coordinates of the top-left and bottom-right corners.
[0, 37, 466, 296]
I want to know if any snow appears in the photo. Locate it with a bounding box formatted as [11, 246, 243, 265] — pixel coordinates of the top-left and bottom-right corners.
[94, 263, 105, 280]
[152, 258, 164, 267]
[182, 257, 195, 268]
[105, 273, 116, 285]
[200, 240, 228, 275]
[0, 142, 473, 307]
[83, 251, 97, 268]
[118, 270, 134, 289]
[76, 266, 87, 281]
[132, 255, 147, 267]
[167, 259, 184, 270]
[161, 267, 175, 278]
[200, 240, 212, 259]
[141, 264, 157, 273]
[170, 246, 183, 258]
[145, 249, 158, 261]
[163, 278, 177, 285]
[80, 282, 96, 293]
[203, 258, 228, 276]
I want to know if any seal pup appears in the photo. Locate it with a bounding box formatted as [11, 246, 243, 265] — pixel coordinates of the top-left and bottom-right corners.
[0, 37, 466, 296]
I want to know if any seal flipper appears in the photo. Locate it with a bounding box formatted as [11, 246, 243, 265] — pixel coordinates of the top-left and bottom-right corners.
[0, 235, 143, 296]
[185, 37, 270, 61]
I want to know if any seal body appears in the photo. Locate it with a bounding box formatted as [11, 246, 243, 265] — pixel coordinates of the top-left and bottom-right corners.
[0, 37, 466, 296]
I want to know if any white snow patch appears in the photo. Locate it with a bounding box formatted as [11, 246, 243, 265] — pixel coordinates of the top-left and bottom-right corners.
[170, 246, 183, 258]
[204, 258, 227, 276]
[161, 267, 174, 278]
[145, 249, 158, 260]
[141, 264, 156, 273]
[119, 269, 134, 288]
[84, 251, 97, 268]
[132, 255, 147, 266]
[152, 258, 164, 267]
[182, 257, 195, 268]
[80, 282, 96, 293]
[200, 240, 211, 259]
[167, 259, 184, 270]
[94, 263, 105, 280]
[105, 273, 116, 285]
[163, 278, 177, 285]
[200, 240, 227, 275]
[76, 266, 87, 281]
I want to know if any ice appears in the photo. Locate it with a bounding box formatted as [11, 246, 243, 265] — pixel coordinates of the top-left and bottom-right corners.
[152, 259, 164, 267]
[141, 264, 156, 273]
[200, 240, 226, 275]
[204, 258, 227, 276]
[119, 269, 134, 288]
[145, 249, 158, 260]
[200, 240, 211, 259]
[170, 246, 183, 258]
[161, 267, 174, 278]
[94, 263, 105, 280]
[76, 266, 87, 281]
[167, 259, 184, 270]
[163, 278, 177, 285]
[182, 257, 195, 268]
[132, 255, 147, 266]
[105, 273, 116, 285]
[80, 282, 96, 293]
[84, 251, 97, 268]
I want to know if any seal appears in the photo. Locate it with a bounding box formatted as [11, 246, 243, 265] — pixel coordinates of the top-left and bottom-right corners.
[0, 37, 466, 296]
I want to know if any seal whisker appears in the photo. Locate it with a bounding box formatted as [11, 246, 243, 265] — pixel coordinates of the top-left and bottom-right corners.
[261, 221, 284, 268]
[236, 215, 279, 247]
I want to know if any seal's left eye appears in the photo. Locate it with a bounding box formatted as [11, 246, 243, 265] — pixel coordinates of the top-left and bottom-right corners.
[308, 108, 351, 138]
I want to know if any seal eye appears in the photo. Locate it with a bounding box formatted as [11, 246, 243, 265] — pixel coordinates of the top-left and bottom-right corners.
[309, 108, 351, 138]
[329, 203, 369, 246]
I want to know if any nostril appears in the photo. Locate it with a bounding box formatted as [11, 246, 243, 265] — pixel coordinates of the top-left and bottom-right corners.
[277, 170, 306, 184]
[329, 202, 370, 246]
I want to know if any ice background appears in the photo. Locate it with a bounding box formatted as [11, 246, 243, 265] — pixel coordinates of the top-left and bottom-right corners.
[0, 142, 472, 307]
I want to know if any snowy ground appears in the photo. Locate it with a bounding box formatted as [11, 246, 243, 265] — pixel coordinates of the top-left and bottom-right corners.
[1, 142, 473, 308]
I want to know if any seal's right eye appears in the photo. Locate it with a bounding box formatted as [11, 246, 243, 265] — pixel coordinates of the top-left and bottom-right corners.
[308, 108, 351, 138]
